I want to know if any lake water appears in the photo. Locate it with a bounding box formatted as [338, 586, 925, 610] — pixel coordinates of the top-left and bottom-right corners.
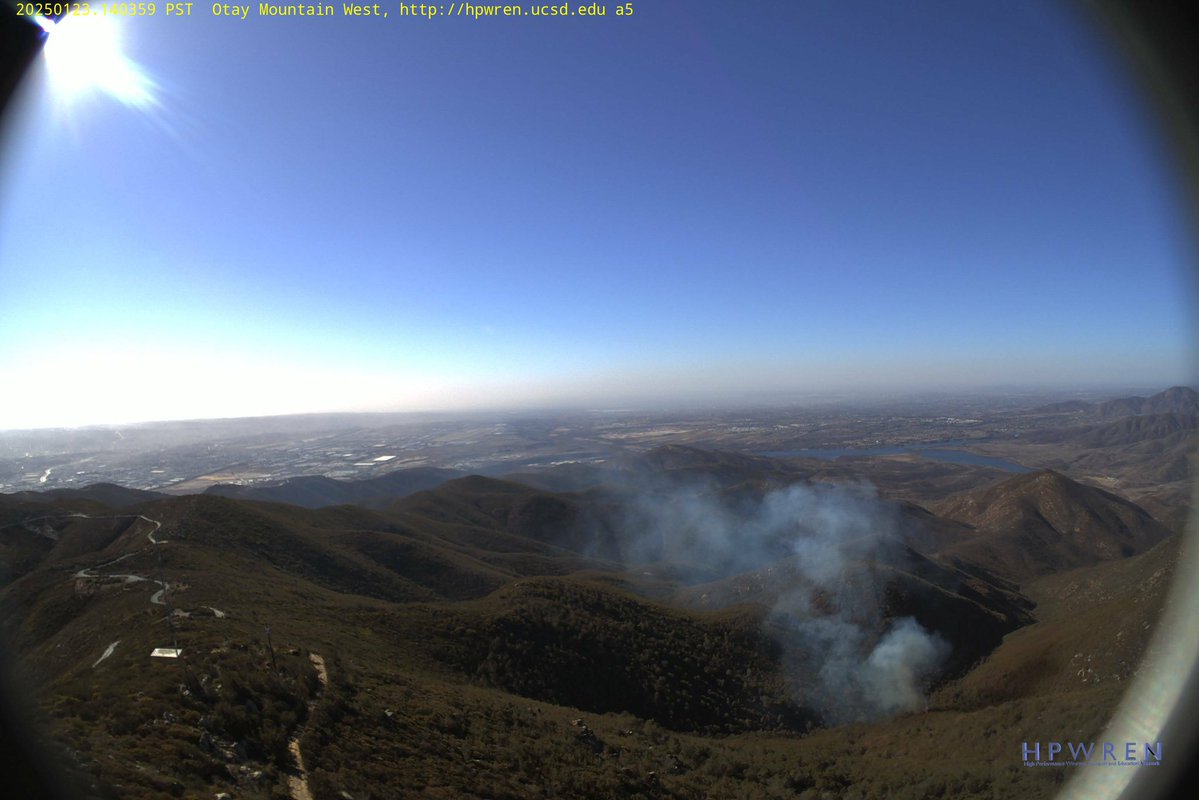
[759, 444, 1031, 473]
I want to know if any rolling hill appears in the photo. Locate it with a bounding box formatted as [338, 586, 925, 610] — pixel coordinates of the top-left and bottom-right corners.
[204, 466, 463, 509]
[932, 470, 1172, 580]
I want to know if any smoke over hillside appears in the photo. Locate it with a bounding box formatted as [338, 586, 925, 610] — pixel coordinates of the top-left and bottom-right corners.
[622, 480, 950, 723]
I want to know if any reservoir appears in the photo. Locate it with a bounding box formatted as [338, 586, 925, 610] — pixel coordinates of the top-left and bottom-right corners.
[759, 444, 1031, 473]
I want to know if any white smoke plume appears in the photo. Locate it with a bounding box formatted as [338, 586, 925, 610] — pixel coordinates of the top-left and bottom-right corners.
[862, 618, 951, 714]
[619, 477, 950, 724]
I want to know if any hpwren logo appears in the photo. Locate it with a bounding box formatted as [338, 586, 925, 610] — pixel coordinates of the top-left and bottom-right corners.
[1022, 741, 1162, 767]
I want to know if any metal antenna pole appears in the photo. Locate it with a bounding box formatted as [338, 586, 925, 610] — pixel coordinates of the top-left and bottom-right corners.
[266, 625, 278, 672]
[154, 535, 179, 651]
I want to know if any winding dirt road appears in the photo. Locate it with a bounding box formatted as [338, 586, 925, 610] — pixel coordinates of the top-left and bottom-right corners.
[66, 514, 171, 608]
[20, 509, 325, 800]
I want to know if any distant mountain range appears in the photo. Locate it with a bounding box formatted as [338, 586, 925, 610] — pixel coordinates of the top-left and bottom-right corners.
[1034, 385, 1199, 418]
[1029, 411, 1198, 448]
[1016, 386, 1197, 533]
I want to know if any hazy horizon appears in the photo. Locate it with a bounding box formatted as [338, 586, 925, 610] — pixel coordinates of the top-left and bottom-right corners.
[2, 2, 1196, 430]
[0, 380, 1190, 434]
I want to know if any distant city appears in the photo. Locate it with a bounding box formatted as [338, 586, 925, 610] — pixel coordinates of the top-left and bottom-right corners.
[0, 386, 1160, 494]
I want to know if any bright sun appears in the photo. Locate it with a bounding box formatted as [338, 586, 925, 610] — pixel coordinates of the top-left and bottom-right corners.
[38, 14, 156, 108]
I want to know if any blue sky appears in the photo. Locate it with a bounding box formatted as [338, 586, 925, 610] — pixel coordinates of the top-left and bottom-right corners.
[1, 1, 1195, 427]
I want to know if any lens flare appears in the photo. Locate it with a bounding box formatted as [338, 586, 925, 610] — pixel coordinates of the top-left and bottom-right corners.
[40, 15, 156, 108]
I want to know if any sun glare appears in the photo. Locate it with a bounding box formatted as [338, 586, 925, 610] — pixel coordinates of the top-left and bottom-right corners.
[39, 14, 156, 108]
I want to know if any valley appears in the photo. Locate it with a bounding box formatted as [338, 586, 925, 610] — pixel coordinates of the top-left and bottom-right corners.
[0, 387, 1194, 799]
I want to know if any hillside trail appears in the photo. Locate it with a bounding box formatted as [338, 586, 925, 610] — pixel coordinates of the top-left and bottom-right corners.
[286, 652, 328, 800]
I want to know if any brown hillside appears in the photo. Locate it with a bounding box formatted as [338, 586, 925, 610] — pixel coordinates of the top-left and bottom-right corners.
[935, 534, 1179, 709]
[932, 470, 1172, 580]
